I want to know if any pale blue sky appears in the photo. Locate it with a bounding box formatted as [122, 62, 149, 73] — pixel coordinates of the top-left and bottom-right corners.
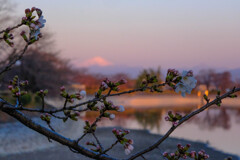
[12, 0, 240, 69]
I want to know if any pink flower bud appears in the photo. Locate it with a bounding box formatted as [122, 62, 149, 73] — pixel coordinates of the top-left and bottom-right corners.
[165, 116, 170, 121]
[20, 31, 26, 36]
[173, 121, 178, 127]
[190, 151, 196, 158]
[167, 69, 173, 73]
[104, 78, 110, 84]
[170, 153, 175, 157]
[168, 111, 172, 115]
[198, 151, 204, 156]
[25, 80, 29, 85]
[112, 128, 117, 133]
[25, 8, 31, 14]
[8, 85, 13, 90]
[36, 8, 42, 17]
[45, 113, 50, 117]
[22, 17, 27, 21]
[115, 87, 120, 91]
[163, 152, 168, 157]
[128, 139, 133, 144]
[40, 114, 44, 119]
[177, 143, 182, 148]
[9, 34, 14, 40]
[31, 7, 36, 12]
[100, 82, 108, 90]
[60, 86, 65, 91]
[108, 100, 113, 106]
[124, 129, 130, 134]
[118, 79, 127, 84]
[204, 154, 209, 159]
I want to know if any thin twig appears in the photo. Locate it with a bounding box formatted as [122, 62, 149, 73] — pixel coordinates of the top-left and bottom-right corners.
[101, 140, 119, 155]
[77, 109, 106, 143]
[76, 133, 87, 143]
[92, 132, 104, 152]
[47, 122, 55, 132]
[140, 155, 147, 160]
[0, 102, 115, 160]
[0, 43, 29, 76]
[0, 23, 23, 34]
[41, 97, 45, 111]
[3, 83, 165, 114]
[50, 113, 66, 120]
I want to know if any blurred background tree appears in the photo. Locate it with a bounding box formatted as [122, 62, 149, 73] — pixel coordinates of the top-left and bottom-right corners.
[135, 66, 162, 88]
[196, 69, 233, 92]
[0, 0, 74, 95]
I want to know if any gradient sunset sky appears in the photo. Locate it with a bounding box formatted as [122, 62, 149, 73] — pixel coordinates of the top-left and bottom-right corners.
[13, 0, 240, 70]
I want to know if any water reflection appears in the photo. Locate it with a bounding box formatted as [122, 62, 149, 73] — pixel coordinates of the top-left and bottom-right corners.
[135, 109, 162, 131]
[85, 106, 239, 132]
[190, 107, 231, 130]
[85, 106, 240, 156]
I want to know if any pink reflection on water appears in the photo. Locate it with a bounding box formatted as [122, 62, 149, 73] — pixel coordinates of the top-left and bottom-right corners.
[85, 106, 240, 156]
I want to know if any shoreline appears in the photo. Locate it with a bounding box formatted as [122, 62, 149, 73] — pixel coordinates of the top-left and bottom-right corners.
[0, 124, 239, 160]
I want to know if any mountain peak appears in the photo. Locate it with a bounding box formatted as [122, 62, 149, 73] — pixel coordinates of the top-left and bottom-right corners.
[75, 56, 113, 67]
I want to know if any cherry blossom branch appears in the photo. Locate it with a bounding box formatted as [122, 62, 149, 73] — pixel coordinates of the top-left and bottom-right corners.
[0, 102, 117, 160]
[1, 7, 239, 160]
[127, 87, 240, 160]
[92, 132, 104, 153]
[2, 83, 165, 114]
[77, 109, 107, 143]
[0, 23, 23, 34]
[101, 140, 119, 155]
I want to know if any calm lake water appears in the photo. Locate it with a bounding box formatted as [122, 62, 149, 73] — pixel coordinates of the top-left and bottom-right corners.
[84, 95, 240, 157]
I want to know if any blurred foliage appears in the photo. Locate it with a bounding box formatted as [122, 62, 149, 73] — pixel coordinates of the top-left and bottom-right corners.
[135, 66, 162, 88]
[135, 110, 162, 130]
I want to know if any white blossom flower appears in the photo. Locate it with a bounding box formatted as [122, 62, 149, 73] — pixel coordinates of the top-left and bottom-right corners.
[30, 23, 39, 30]
[125, 148, 131, 155]
[80, 90, 86, 97]
[32, 29, 41, 40]
[101, 82, 108, 90]
[116, 105, 125, 112]
[181, 70, 197, 90]
[127, 144, 134, 151]
[124, 144, 134, 155]
[109, 114, 115, 120]
[37, 16, 46, 28]
[175, 82, 188, 97]
[175, 70, 197, 97]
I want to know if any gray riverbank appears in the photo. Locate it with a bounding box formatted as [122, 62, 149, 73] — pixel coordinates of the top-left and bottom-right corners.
[0, 118, 238, 160]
